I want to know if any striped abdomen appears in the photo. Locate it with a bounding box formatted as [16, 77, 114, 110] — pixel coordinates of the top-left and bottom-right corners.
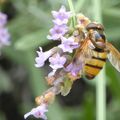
[84, 50, 107, 79]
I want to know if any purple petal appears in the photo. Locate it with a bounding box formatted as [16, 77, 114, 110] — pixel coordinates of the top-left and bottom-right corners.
[66, 63, 83, 76]
[59, 5, 66, 13]
[24, 104, 48, 120]
[47, 25, 68, 40]
[53, 19, 68, 25]
[52, 11, 58, 18]
[0, 12, 7, 27]
[51, 5, 71, 25]
[0, 28, 10, 47]
[49, 53, 66, 70]
[58, 36, 79, 53]
[35, 47, 52, 68]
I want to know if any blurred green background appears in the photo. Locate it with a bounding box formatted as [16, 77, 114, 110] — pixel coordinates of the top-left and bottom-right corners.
[0, 0, 120, 120]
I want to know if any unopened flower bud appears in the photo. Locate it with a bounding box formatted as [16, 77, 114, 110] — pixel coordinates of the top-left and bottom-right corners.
[45, 76, 55, 85]
[35, 96, 44, 105]
[44, 92, 55, 104]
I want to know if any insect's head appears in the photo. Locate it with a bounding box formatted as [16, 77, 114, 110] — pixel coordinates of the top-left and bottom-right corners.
[86, 22, 106, 44]
[86, 22, 104, 31]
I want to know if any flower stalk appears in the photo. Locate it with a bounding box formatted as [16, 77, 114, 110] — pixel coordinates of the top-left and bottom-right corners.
[67, 0, 76, 27]
[93, 0, 106, 120]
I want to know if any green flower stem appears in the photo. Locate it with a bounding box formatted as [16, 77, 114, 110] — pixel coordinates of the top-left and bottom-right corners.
[93, 0, 102, 22]
[67, 0, 76, 27]
[75, 0, 86, 13]
[93, 0, 106, 120]
[96, 68, 106, 120]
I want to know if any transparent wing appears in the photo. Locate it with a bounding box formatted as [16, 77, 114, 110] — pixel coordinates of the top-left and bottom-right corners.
[65, 39, 94, 76]
[73, 39, 94, 65]
[106, 42, 120, 72]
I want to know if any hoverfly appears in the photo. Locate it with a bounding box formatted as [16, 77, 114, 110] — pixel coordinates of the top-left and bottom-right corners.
[70, 22, 120, 80]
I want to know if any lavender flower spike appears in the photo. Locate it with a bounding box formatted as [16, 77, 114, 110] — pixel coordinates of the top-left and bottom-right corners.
[0, 12, 10, 48]
[24, 104, 48, 120]
[52, 5, 71, 25]
[35, 47, 53, 68]
[49, 53, 66, 70]
[0, 28, 10, 48]
[0, 12, 7, 27]
[47, 25, 68, 40]
[58, 36, 79, 53]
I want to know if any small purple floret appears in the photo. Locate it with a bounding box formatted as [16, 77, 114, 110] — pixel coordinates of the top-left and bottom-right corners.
[49, 53, 66, 70]
[0, 12, 7, 27]
[47, 25, 68, 40]
[35, 47, 52, 68]
[0, 28, 10, 47]
[24, 104, 48, 120]
[0, 12, 10, 48]
[52, 5, 71, 25]
[58, 36, 79, 53]
[65, 62, 83, 76]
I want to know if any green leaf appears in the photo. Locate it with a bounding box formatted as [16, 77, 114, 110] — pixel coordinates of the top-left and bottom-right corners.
[2, 46, 28, 65]
[61, 78, 73, 96]
[8, 13, 51, 44]
[14, 30, 50, 51]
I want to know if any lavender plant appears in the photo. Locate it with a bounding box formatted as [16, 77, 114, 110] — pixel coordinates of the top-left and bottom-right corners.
[24, 5, 92, 120]
[1, 0, 120, 120]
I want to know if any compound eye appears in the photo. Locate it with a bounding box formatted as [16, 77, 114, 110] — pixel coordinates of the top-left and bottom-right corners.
[94, 31, 101, 40]
[94, 31, 106, 42]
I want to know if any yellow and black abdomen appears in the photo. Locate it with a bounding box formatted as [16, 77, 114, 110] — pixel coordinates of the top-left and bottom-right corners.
[84, 50, 107, 79]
